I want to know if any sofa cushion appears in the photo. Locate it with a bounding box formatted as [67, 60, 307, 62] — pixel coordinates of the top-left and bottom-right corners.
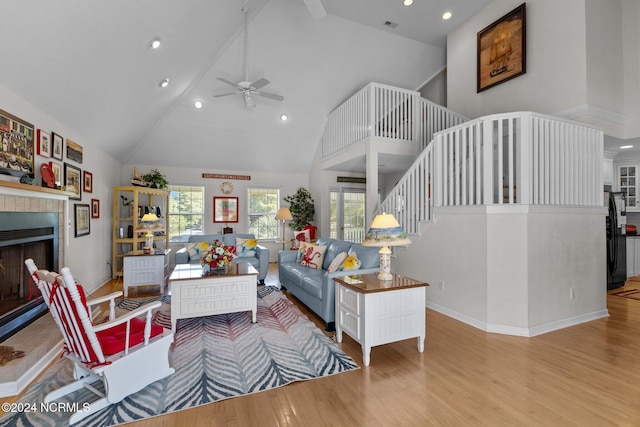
[322, 239, 353, 270]
[300, 244, 326, 269]
[348, 243, 380, 269]
[236, 237, 257, 257]
[340, 252, 361, 271]
[300, 270, 325, 300]
[327, 251, 348, 272]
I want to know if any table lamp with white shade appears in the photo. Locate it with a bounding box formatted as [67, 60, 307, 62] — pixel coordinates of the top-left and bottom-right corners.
[362, 212, 411, 281]
[136, 213, 163, 254]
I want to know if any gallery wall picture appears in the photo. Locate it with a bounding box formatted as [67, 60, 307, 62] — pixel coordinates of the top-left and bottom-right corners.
[213, 196, 239, 223]
[74, 204, 90, 237]
[66, 139, 83, 163]
[477, 3, 526, 92]
[0, 108, 34, 177]
[37, 129, 51, 157]
[83, 170, 93, 193]
[91, 198, 100, 219]
[64, 162, 82, 200]
[49, 162, 62, 186]
[51, 132, 63, 161]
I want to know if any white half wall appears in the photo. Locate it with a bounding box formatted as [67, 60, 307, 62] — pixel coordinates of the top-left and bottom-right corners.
[394, 206, 608, 336]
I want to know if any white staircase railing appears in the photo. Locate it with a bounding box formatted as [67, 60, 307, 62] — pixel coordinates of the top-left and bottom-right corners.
[322, 83, 467, 158]
[379, 112, 603, 235]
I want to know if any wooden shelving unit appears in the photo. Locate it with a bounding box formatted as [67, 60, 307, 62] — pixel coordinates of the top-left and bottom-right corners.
[112, 186, 169, 279]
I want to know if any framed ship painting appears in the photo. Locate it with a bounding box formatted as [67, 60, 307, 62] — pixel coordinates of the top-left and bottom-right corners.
[0, 109, 35, 177]
[477, 3, 526, 92]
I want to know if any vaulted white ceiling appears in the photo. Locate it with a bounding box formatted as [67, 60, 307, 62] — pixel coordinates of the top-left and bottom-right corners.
[0, 0, 492, 175]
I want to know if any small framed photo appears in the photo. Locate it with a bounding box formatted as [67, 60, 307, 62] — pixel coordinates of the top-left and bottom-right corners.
[64, 163, 82, 200]
[83, 170, 93, 193]
[51, 132, 63, 161]
[213, 196, 239, 223]
[91, 198, 100, 219]
[37, 129, 51, 157]
[49, 161, 62, 186]
[74, 203, 90, 237]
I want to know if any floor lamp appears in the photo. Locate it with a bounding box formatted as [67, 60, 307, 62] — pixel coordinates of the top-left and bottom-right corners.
[362, 212, 411, 281]
[275, 207, 293, 251]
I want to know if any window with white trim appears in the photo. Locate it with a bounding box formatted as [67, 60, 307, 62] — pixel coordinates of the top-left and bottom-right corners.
[247, 187, 279, 239]
[168, 185, 204, 243]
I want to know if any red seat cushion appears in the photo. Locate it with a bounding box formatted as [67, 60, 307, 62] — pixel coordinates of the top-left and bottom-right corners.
[96, 317, 164, 356]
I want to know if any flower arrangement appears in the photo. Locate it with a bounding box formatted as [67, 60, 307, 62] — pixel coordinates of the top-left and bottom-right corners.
[201, 240, 235, 270]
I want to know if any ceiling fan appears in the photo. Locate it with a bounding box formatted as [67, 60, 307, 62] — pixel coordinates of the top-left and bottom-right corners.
[213, 6, 284, 108]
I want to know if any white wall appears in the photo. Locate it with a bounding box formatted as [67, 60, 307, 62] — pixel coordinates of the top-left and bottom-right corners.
[122, 163, 308, 262]
[623, 0, 640, 138]
[0, 82, 122, 293]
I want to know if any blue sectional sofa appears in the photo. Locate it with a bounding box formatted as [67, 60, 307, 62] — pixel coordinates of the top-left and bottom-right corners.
[175, 233, 269, 284]
[278, 237, 380, 331]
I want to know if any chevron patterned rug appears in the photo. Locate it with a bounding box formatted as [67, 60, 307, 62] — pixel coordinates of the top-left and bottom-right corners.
[0, 287, 358, 426]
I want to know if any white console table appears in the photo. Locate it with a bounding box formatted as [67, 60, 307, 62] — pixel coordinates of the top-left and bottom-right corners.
[123, 249, 171, 297]
[334, 273, 428, 367]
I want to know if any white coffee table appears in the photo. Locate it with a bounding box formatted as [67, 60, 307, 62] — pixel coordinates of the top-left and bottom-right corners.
[168, 262, 258, 332]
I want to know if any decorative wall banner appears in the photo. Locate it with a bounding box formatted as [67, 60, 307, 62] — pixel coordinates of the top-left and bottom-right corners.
[337, 176, 366, 184]
[202, 173, 251, 180]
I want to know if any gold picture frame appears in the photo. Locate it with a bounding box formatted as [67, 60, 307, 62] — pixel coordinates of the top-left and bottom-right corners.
[477, 3, 526, 92]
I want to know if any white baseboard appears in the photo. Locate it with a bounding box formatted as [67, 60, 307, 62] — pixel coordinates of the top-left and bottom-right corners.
[426, 302, 609, 337]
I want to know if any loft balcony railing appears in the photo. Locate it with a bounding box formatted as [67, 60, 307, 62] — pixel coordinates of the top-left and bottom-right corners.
[378, 112, 603, 235]
[321, 83, 467, 158]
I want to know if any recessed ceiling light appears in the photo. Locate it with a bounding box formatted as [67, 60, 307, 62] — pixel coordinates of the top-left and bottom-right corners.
[194, 100, 203, 109]
[442, 11, 453, 20]
[621, 145, 634, 149]
[403, 0, 413, 6]
[149, 37, 161, 49]
[280, 114, 289, 122]
[159, 78, 170, 88]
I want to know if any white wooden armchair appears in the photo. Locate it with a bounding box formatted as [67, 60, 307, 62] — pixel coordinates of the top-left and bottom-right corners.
[25, 259, 174, 425]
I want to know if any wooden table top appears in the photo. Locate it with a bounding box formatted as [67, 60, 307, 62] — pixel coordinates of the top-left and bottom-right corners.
[169, 262, 257, 281]
[333, 273, 429, 294]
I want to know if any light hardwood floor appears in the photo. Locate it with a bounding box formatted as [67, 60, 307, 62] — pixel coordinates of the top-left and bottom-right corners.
[9, 265, 640, 426]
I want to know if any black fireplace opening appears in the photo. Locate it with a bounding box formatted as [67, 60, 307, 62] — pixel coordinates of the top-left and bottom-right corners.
[0, 212, 59, 342]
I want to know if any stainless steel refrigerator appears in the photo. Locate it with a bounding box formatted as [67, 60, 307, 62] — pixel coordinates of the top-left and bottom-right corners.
[606, 191, 627, 290]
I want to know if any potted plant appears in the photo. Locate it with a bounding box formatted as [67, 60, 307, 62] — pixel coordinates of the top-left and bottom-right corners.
[142, 169, 169, 189]
[284, 187, 315, 231]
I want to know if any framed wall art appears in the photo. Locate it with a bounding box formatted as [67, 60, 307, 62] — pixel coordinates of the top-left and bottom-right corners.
[51, 132, 63, 161]
[49, 161, 62, 186]
[477, 3, 526, 93]
[64, 162, 82, 200]
[37, 129, 51, 157]
[83, 170, 93, 193]
[213, 196, 239, 223]
[91, 198, 100, 219]
[0, 108, 34, 177]
[74, 203, 90, 237]
[66, 139, 83, 163]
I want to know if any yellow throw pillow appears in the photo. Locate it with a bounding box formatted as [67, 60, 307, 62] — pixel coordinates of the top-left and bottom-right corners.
[340, 253, 361, 271]
[186, 241, 211, 262]
[327, 251, 348, 273]
[236, 237, 257, 258]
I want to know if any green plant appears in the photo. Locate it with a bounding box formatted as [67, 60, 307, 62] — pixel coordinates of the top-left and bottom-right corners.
[142, 169, 168, 189]
[284, 187, 315, 231]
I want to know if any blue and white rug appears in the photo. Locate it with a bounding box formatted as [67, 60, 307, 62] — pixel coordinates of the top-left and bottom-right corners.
[0, 287, 358, 426]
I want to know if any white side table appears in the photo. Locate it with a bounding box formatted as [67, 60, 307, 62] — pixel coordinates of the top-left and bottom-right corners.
[123, 249, 171, 297]
[334, 273, 428, 366]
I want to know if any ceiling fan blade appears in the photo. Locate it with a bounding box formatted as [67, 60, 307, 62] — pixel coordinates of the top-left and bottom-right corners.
[213, 92, 241, 98]
[258, 91, 284, 102]
[251, 78, 270, 90]
[216, 77, 240, 88]
[303, 0, 326, 20]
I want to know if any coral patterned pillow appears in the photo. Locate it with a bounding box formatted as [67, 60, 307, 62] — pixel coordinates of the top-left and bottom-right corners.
[299, 245, 327, 270]
[291, 230, 310, 250]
